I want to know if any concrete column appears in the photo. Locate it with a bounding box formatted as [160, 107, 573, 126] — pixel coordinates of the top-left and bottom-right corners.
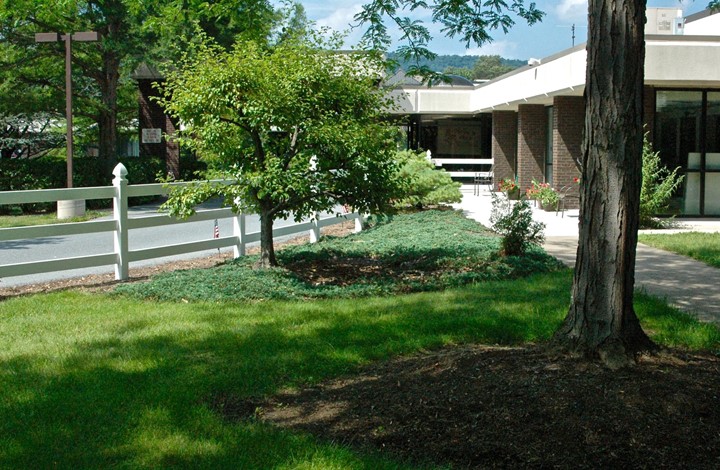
[552, 96, 584, 209]
[491, 110, 517, 188]
[517, 104, 547, 192]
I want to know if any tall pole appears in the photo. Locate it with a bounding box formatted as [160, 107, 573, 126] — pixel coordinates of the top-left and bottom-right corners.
[35, 31, 99, 189]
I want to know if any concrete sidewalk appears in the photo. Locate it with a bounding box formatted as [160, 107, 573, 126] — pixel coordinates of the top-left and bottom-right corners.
[454, 186, 720, 324]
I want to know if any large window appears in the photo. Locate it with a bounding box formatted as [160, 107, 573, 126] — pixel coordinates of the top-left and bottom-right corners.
[654, 90, 720, 215]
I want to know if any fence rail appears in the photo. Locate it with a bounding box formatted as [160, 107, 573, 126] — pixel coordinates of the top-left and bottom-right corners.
[0, 163, 363, 282]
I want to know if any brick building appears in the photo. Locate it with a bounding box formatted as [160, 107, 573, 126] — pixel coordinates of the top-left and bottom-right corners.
[390, 7, 720, 214]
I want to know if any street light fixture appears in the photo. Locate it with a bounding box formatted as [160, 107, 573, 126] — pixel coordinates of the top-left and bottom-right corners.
[35, 31, 99, 189]
[35, 31, 99, 218]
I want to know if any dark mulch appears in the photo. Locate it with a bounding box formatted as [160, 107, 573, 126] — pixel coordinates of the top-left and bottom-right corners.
[213, 344, 720, 469]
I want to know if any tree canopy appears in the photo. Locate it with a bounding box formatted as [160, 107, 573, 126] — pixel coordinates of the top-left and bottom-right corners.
[0, 0, 276, 176]
[157, 36, 405, 267]
[356, 0, 543, 79]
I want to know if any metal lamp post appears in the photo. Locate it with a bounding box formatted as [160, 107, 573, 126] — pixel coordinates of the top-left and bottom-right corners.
[35, 31, 99, 218]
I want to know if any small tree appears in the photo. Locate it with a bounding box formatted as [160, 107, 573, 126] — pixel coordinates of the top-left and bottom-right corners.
[394, 150, 461, 209]
[640, 134, 683, 227]
[158, 36, 404, 267]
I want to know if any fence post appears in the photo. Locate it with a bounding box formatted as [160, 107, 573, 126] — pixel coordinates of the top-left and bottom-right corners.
[354, 213, 364, 233]
[113, 163, 129, 280]
[233, 212, 246, 258]
[309, 211, 321, 243]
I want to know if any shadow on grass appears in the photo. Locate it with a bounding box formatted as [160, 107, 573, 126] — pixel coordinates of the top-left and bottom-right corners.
[0, 271, 573, 468]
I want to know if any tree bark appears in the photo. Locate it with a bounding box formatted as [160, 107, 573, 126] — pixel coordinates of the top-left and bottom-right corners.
[258, 205, 278, 268]
[95, 29, 121, 178]
[555, 0, 656, 367]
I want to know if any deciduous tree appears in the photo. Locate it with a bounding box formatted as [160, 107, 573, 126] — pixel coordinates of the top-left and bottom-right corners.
[157, 36, 404, 267]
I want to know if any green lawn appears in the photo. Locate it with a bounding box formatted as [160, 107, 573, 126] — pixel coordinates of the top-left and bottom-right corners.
[0, 210, 110, 228]
[1, 271, 718, 468]
[2, 211, 719, 468]
[640, 231, 720, 268]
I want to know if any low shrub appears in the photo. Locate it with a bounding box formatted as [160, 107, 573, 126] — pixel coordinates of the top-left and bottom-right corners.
[393, 150, 462, 209]
[115, 210, 563, 302]
[489, 193, 545, 256]
[640, 133, 684, 228]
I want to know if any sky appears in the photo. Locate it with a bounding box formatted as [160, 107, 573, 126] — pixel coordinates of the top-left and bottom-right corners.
[281, 0, 710, 60]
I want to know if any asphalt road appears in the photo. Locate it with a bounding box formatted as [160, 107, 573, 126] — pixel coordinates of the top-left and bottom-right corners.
[0, 203, 319, 287]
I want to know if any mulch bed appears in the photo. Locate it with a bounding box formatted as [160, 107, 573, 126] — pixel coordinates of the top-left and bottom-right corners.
[214, 344, 720, 469]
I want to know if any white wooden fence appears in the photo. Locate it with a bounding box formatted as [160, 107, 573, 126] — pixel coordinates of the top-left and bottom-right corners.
[0, 163, 363, 282]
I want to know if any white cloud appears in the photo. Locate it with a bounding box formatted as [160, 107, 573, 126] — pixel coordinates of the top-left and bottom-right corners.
[555, 0, 588, 21]
[316, 4, 363, 33]
[464, 40, 520, 59]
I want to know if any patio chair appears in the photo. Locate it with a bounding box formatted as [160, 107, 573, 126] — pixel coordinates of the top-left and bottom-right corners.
[556, 184, 580, 217]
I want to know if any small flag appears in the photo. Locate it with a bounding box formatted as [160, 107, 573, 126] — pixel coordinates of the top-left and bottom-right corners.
[214, 219, 220, 239]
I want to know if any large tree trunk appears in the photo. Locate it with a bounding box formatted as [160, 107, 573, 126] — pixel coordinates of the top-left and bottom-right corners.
[258, 206, 278, 268]
[96, 47, 120, 178]
[554, 0, 656, 367]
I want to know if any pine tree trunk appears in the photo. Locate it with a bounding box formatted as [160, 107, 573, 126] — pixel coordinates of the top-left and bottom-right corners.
[554, 0, 656, 367]
[97, 48, 120, 178]
[258, 207, 278, 268]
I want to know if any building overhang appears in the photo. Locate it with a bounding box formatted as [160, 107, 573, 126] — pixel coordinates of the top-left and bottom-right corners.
[388, 33, 720, 115]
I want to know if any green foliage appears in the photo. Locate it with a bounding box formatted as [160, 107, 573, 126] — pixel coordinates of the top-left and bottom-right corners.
[358, 2, 543, 79]
[158, 35, 404, 266]
[0, 155, 202, 213]
[116, 210, 562, 302]
[639, 232, 720, 269]
[490, 193, 545, 256]
[640, 134, 684, 227]
[0, 113, 64, 159]
[393, 149, 462, 208]
[388, 52, 525, 72]
[0, 0, 276, 171]
[472, 55, 517, 80]
[443, 66, 474, 79]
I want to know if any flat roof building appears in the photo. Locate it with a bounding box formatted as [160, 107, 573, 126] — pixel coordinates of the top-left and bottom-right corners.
[389, 7, 720, 215]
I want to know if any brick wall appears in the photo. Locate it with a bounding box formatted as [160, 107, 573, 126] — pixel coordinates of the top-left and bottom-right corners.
[552, 96, 584, 209]
[491, 111, 518, 188]
[517, 104, 546, 191]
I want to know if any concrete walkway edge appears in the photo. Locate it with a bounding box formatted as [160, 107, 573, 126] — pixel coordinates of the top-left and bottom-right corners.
[455, 186, 720, 325]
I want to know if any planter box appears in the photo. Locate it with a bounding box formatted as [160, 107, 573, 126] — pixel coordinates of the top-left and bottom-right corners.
[541, 201, 558, 211]
[505, 189, 520, 200]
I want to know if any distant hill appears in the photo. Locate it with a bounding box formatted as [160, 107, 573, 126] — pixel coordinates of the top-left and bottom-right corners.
[387, 53, 526, 72]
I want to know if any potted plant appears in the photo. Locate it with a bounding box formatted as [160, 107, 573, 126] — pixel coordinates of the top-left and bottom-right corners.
[526, 179, 542, 206]
[497, 178, 520, 200]
[535, 182, 559, 211]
